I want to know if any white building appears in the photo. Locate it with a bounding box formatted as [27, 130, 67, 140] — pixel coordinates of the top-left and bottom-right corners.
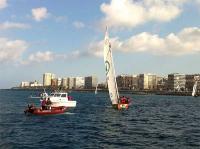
[20, 81, 30, 87]
[30, 81, 42, 87]
[138, 73, 157, 90]
[43, 73, 56, 86]
[57, 78, 62, 86]
[168, 73, 186, 91]
[74, 77, 85, 89]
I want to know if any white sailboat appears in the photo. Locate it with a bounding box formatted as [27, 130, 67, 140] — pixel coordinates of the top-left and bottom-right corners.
[176, 84, 180, 92]
[192, 81, 198, 97]
[103, 27, 129, 109]
[95, 83, 98, 95]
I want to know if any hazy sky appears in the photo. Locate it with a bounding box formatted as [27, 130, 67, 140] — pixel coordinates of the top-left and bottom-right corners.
[0, 0, 200, 88]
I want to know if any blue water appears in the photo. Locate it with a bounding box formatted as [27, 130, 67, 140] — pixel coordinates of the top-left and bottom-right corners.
[0, 90, 200, 149]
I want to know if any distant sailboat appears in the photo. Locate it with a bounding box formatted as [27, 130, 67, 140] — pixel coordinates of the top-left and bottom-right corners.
[103, 27, 130, 110]
[95, 83, 98, 95]
[176, 84, 180, 92]
[192, 81, 198, 97]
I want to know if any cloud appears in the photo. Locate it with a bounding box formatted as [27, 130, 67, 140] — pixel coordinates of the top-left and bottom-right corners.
[0, 38, 28, 63]
[196, 0, 200, 6]
[32, 7, 49, 21]
[73, 21, 85, 29]
[87, 37, 122, 57]
[2, 26, 198, 66]
[100, 0, 188, 29]
[87, 27, 200, 56]
[0, 0, 7, 9]
[22, 51, 80, 65]
[25, 51, 54, 64]
[0, 22, 30, 30]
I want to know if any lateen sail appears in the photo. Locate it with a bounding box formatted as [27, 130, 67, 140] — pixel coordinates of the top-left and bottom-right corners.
[104, 27, 119, 105]
[192, 81, 197, 96]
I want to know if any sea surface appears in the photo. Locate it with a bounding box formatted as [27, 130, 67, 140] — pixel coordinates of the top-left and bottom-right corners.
[0, 90, 200, 149]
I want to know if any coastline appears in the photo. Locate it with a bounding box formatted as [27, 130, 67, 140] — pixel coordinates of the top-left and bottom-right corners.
[7, 87, 197, 96]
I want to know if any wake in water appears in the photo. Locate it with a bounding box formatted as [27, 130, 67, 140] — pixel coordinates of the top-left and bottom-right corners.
[105, 105, 112, 108]
[63, 112, 76, 115]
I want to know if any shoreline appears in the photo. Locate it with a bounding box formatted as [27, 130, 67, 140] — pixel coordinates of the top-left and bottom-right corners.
[6, 87, 197, 96]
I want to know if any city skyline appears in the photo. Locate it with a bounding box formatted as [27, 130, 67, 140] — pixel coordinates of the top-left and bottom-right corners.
[18, 72, 199, 87]
[0, 0, 200, 89]
[18, 72, 200, 94]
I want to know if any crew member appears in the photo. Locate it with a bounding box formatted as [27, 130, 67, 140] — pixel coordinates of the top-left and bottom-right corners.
[46, 98, 52, 110]
[41, 99, 47, 110]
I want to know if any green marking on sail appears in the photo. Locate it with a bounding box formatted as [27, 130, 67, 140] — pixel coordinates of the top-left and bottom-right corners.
[105, 61, 110, 75]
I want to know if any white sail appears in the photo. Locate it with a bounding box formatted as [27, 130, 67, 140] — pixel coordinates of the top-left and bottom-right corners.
[104, 27, 119, 105]
[95, 83, 98, 95]
[192, 81, 198, 96]
[176, 84, 180, 92]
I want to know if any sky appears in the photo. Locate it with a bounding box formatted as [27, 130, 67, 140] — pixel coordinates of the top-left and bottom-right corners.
[0, 0, 200, 89]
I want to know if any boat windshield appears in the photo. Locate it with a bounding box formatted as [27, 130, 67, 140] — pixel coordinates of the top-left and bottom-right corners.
[50, 93, 55, 96]
[61, 94, 67, 97]
[54, 93, 61, 97]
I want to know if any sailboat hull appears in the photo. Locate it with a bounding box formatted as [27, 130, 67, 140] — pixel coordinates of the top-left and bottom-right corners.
[118, 104, 129, 110]
[112, 104, 129, 110]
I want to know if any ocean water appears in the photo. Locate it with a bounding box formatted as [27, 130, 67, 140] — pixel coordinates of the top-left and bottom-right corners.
[0, 90, 200, 149]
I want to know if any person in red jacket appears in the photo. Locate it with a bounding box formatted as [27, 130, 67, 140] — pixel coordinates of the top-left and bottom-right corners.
[120, 96, 126, 104]
[41, 99, 46, 110]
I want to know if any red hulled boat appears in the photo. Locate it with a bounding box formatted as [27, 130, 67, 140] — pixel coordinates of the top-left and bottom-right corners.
[24, 105, 67, 116]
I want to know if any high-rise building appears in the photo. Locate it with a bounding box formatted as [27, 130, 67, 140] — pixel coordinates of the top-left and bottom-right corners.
[168, 73, 186, 91]
[57, 78, 62, 86]
[61, 78, 68, 88]
[138, 74, 157, 90]
[116, 75, 137, 90]
[148, 74, 157, 90]
[43, 73, 55, 86]
[157, 76, 168, 91]
[132, 75, 139, 90]
[68, 77, 75, 89]
[138, 74, 149, 90]
[51, 78, 58, 87]
[185, 74, 200, 91]
[74, 77, 85, 89]
[84, 76, 98, 89]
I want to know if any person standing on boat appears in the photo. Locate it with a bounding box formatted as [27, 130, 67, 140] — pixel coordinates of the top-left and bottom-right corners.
[41, 99, 47, 110]
[120, 96, 126, 104]
[46, 98, 52, 110]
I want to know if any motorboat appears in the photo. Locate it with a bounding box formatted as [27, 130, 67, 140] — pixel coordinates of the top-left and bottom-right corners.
[24, 105, 67, 116]
[25, 91, 76, 115]
[48, 92, 76, 108]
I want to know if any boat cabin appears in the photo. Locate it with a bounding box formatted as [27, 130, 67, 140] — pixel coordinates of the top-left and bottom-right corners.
[50, 92, 68, 98]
